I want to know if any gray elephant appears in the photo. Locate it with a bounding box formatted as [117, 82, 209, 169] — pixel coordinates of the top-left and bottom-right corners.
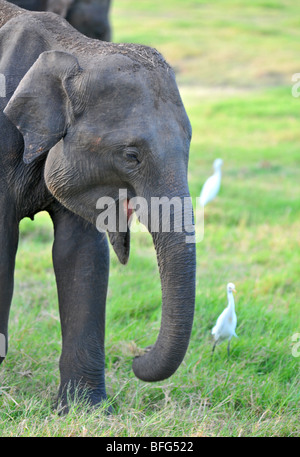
[8, 0, 48, 10]
[0, 1, 196, 411]
[9, 0, 111, 41]
[47, 0, 73, 18]
[65, 0, 111, 41]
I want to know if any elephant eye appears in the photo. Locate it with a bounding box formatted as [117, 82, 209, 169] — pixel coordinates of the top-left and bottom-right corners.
[125, 147, 140, 164]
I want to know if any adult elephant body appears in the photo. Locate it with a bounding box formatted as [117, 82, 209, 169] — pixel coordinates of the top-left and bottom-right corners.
[9, 0, 112, 41]
[0, 0, 196, 410]
[8, 0, 48, 10]
[64, 0, 111, 41]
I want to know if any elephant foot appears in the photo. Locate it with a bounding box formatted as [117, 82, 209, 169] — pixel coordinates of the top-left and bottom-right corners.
[56, 382, 111, 415]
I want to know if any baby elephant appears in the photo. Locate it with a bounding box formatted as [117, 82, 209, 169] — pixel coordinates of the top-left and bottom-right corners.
[0, 0, 195, 412]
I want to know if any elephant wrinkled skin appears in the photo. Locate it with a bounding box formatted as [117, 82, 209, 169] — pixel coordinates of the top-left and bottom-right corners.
[0, 0, 196, 411]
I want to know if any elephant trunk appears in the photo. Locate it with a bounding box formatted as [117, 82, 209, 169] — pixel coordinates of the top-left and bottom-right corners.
[132, 211, 196, 382]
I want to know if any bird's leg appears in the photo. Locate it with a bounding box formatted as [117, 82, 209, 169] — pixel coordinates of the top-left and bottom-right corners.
[227, 341, 231, 358]
[211, 341, 217, 361]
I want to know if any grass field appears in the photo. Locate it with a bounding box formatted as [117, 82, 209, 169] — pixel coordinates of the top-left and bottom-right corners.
[0, 0, 299, 437]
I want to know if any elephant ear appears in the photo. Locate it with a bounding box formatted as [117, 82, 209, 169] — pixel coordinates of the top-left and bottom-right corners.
[3, 50, 83, 164]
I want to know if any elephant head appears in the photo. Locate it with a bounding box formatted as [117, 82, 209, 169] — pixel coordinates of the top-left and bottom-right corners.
[4, 46, 196, 382]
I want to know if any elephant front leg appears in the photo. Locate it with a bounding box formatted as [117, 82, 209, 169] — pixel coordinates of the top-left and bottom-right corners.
[49, 205, 109, 412]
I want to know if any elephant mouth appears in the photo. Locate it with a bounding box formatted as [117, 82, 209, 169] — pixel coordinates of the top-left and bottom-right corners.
[123, 198, 134, 224]
[103, 190, 195, 264]
[106, 197, 133, 265]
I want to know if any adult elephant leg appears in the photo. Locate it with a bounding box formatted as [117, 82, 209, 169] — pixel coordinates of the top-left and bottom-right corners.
[49, 203, 109, 412]
[0, 200, 19, 365]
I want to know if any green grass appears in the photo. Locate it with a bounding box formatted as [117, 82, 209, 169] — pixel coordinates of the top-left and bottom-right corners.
[112, 0, 300, 87]
[0, 0, 299, 437]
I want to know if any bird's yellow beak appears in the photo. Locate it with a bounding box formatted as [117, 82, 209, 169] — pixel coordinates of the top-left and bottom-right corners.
[233, 289, 237, 293]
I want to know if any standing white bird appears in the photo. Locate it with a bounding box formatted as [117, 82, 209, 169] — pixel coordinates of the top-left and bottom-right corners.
[199, 158, 223, 207]
[211, 282, 238, 358]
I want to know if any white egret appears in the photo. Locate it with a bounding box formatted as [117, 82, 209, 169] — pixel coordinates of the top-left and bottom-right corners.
[211, 282, 237, 358]
[199, 158, 223, 207]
